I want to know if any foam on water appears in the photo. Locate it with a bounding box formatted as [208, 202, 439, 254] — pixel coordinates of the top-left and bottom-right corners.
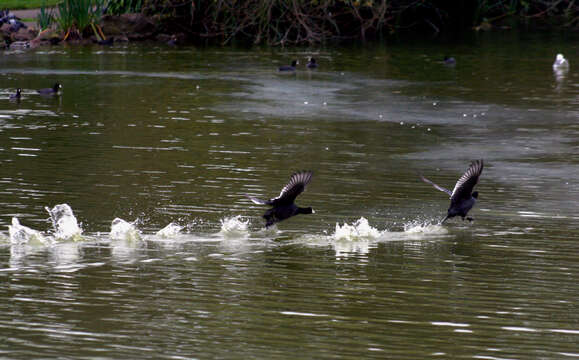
[333, 217, 382, 241]
[156, 222, 184, 238]
[404, 221, 448, 234]
[295, 217, 450, 256]
[110, 218, 141, 241]
[331, 218, 381, 257]
[8, 218, 49, 245]
[45, 204, 83, 241]
[381, 219, 449, 241]
[219, 216, 250, 238]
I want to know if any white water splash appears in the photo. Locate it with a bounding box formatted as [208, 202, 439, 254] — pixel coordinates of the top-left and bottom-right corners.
[219, 216, 250, 238]
[8, 218, 49, 245]
[379, 219, 449, 242]
[110, 218, 141, 241]
[333, 217, 382, 241]
[403, 220, 448, 234]
[296, 217, 450, 257]
[45, 204, 83, 241]
[156, 222, 183, 238]
[331, 217, 381, 257]
[334, 238, 371, 257]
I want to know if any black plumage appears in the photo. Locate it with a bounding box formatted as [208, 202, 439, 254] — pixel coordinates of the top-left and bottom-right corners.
[443, 56, 456, 65]
[37, 83, 61, 95]
[306, 57, 318, 69]
[279, 60, 298, 72]
[247, 171, 314, 227]
[421, 160, 484, 223]
[10, 88, 21, 100]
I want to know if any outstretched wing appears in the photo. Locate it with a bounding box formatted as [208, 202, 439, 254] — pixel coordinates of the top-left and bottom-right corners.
[272, 171, 313, 205]
[450, 160, 484, 202]
[420, 175, 452, 196]
[245, 195, 272, 205]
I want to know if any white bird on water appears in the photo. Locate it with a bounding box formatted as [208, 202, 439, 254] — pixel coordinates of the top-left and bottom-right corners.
[552, 54, 569, 70]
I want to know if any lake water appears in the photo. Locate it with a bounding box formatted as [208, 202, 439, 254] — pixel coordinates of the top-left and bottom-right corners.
[1, 31, 578, 359]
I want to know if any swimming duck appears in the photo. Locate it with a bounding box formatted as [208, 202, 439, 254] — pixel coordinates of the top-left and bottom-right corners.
[552, 54, 569, 70]
[9, 88, 21, 100]
[37, 83, 61, 95]
[443, 56, 456, 65]
[279, 60, 298, 72]
[247, 171, 314, 227]
[420, 160, 484, 223]
[167, 35, 178, 46]
[97, 38, 114, 46]
[306, 57, 318, 69]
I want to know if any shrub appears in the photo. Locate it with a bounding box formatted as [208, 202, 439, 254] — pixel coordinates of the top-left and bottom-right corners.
[56, 0, 105, 39]
[36, 1, 55, 30]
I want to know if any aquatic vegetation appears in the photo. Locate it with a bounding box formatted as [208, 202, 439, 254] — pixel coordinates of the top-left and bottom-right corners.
[55, 0, 106, 40]
[106, 0, 143, 15]
[36, 0, 55, 30]
[0, 0, 59, 9]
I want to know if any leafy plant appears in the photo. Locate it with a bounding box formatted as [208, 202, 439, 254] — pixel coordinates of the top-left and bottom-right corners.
[36, 0, 55, 30]
[105, 0, 143, 15]
[55, 0, 106, 40]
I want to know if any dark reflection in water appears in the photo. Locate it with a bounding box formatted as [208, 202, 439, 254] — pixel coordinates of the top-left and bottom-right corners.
[0, 31, 578, 359]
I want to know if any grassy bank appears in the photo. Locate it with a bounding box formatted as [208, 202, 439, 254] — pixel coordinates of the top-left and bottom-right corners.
[0, 0, 59, 9]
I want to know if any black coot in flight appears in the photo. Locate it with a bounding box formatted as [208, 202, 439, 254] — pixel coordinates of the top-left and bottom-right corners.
[247, 171, 314, 227]
[421, 160, 484, 223]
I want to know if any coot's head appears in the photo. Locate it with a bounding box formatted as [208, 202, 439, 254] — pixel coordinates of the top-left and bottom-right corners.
[291, 60, 298, 67]
[306, 57, 318, 68]
[53, 83, 62, 92]
[472, 191, 479, 199]
[10, 88, 21, 99]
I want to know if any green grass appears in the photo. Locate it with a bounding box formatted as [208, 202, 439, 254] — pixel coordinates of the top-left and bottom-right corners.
[0, 0, 59, 10]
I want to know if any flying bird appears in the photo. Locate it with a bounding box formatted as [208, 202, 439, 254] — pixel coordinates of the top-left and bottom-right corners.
[247, 171, 314, 227]
[420, 160, 484, 224]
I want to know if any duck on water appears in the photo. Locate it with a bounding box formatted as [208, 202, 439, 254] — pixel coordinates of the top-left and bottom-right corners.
[37, 83, 62, 95]
[279, 60, 298, 72]
[10, 88, 21, 100]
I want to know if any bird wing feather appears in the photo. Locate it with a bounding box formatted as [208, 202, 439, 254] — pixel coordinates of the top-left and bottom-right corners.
[246, 195, 272, 205]
[420, 175, 452, 196]
[272, 171, 313, 205]
[450, 160, 484, 202]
